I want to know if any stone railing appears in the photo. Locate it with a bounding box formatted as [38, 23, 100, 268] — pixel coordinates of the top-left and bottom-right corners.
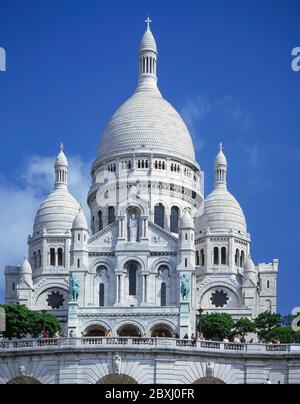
[0, 338, 299, 356]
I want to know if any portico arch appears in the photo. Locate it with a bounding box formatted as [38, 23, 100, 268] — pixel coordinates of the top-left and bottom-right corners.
[84, 325, 108, 337]
[117, 323, 142, 337]
[97, 374, 138, 384]
[150, 324, 173, 338]
[7, 377, 41, 385]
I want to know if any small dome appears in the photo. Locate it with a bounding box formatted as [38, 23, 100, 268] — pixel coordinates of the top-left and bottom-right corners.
[140, 29, 157, 53]
[197, 187, 247, 236]
[180, 210, 194, 229]
[245, 256, 256, 272]
[21, 257, 32, 275]
[55, 150, 68, 167]
[73, 208, 88, 230]
[215, 144, 227, 168]
[33, 188, 80, 235]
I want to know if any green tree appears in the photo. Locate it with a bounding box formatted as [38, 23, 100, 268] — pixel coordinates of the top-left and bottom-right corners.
[233, 318, 256, 339]
[255, 312, 281, 341]
[200, 313, 234, 341]
[294, 331, 300, 343]
[0, 304, 61, 339]
[266, 326, 295, 344]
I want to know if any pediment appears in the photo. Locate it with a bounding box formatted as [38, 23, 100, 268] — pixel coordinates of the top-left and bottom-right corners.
[88, 222, 118, 248]
[148, 222, 178, 249]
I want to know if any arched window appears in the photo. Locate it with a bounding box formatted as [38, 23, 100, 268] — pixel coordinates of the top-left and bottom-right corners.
[221, 247, 227, 265]
[37, 250, 41, 268]
[99, 283, 105, 307]
[57, 248, 63, 267]
[267, 280, 270, 289]
[196, 251, 200, 266]
[33, 252, 37, 269]
[240, 251, 245, 268]
[50, 248, 55, 266]
[108, 206, 116, 225]
[77, 259, 80, 268]
[98, 210, 103, 231]
[235, 249, 240, 267]
[170, 206, 180, 233]
[161, 283, 167, 307]
[128, 265, 137, 296]
[214, 247, 219, 265]
[154, 204, 165, 229]
[201, 249, 205, 267]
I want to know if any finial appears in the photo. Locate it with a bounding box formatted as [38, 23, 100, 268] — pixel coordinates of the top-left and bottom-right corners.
[60, 143, 64, 152]
[219, 143, 223, 152]
[145, 16, 152, 31]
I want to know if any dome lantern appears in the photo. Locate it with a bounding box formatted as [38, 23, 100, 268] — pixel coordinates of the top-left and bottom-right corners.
[55, 143, 69, 190]
[137, 17, 159, 93]
[214, 143, 228, 189]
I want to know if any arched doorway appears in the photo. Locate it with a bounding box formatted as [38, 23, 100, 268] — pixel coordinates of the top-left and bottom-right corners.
[85, 325, 108, 337]
[118, 324, 141, 337]
[97, 374, 138, 384]
[193, 377, 225, 385]
[150, 325, 173, 338]
[7, 377, 41, 385]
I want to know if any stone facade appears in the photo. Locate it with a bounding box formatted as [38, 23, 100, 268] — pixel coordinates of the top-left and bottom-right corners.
[4, 21, 278, 340]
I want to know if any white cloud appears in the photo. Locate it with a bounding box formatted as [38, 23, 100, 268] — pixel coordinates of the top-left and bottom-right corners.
[180, 96, 211, 152]
[0, 155, 91, 302]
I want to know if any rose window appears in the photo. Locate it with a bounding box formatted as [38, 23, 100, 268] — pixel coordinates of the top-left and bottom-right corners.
[210, 290, 229, 308]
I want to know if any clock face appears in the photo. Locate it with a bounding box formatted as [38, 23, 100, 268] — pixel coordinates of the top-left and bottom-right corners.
[47, 291, 65, 310]
[210, 290, 229, 308]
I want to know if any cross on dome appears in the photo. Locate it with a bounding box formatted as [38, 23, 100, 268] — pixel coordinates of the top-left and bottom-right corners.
[219, 143, 223, 152]
[145, 16, 152, 31]
[60, 143, 64, 152]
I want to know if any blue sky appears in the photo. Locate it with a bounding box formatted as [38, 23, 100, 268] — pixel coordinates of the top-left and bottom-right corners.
[0, 0, 299, 314]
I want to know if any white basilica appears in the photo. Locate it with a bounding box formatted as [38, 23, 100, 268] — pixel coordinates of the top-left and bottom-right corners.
[5, 21, 278, 339]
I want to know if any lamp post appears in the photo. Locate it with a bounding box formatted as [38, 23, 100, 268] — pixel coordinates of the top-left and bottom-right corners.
[198, 308, 204, 340]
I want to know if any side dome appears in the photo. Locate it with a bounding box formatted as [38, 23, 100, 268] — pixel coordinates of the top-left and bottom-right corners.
[21, 257, 32, 275]
[73, 208, 88, 230]
[197, 144, 247, 236]
[198, 187, 247, 235]
[180, 210, 194, 229]
[33, 147, 81, 236]
[245, 256, 256, 272]
[98, 91, 196, 163]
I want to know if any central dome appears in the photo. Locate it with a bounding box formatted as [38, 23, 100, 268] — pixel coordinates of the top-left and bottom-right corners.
[98, 90, 196, 163]
[97, 25, 196, 165]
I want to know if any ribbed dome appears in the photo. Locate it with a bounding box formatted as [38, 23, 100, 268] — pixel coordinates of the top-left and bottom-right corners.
[55, 150, 68, 167]
[98, 91, 196, 163]
[245, 256, 256, 273]
[140, 30, 157, 52]
[21, 257, 32, 275]
[198, 187, 247, 236]
[73, 208, 88, 230]
[180, 210, 194, 229]
[215, 146, 227, 168]
[33, 188, 80, 235]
